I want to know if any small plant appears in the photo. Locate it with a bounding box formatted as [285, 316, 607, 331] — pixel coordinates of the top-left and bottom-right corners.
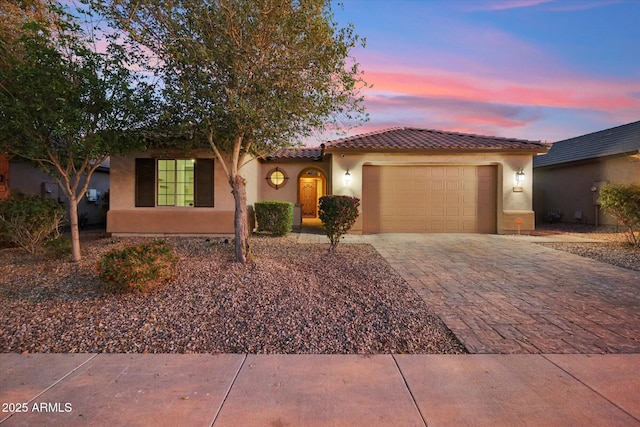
[318, 195, 360, 250]
[255, 200, 294, 236]
[599, 183, 640, 246]
[0, 192, 66, 254]
[97, 240, 178, 292]
[44, 236, 72, 257]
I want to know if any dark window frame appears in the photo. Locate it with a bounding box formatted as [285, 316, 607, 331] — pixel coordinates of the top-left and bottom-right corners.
[134, 158, 214, 208]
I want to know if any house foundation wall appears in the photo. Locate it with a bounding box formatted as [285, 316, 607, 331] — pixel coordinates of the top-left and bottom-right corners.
[107, 209, 235, 235]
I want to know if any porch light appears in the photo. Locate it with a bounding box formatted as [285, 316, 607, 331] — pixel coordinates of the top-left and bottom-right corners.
[344, 169, 352, 186]
[515, 169, 525, 184]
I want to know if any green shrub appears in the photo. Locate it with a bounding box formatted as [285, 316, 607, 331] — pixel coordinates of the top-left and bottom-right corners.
[599, 183, 640, 246]
[97, 240, 178, 292]
[44, 236, 72, 257]
[318, 195, 360, 250]
[255, 200, 294, 236]
[0, 192, 66, 254]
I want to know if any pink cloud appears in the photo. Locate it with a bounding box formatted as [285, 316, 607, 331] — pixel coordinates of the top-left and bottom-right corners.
[546, 1, 623, 11]
[363, 68, 640, 112]
[465, 0, 553, 11]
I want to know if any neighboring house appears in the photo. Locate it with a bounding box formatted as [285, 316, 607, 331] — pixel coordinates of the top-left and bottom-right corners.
[0, 154, 110, 227]
[533, 121, 640, 226]
[107, 127, 548, 235]
[0, 154, 8, 201]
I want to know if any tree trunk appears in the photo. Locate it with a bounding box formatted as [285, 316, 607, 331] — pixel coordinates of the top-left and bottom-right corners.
[231, 173, 250, 263]
[68, 196, 81, 262]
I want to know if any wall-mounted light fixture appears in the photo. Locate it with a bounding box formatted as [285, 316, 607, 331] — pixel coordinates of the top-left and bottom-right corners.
[344, 169, 352, 186]
[513, 169, 525, 192]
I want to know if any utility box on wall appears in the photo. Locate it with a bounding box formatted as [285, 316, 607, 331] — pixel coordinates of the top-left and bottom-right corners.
[41, 182, 58, 200]
[591, 180, 608, 206]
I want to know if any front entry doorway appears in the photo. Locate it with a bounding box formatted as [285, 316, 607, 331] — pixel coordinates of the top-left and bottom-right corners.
[298, 168, 326, 219]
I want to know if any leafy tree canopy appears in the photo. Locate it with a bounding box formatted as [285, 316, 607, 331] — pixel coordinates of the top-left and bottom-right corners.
[0, 0, 159, 261]
[100, 0, 368, 158]
[98, 0, 368, 262]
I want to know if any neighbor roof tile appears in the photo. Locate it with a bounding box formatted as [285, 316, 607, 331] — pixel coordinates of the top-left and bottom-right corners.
[533, 120, 640, 168]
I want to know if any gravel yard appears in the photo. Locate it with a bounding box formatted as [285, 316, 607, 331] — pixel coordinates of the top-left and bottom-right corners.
[535, 224, 640, 272]
[0, 234, 465, 354]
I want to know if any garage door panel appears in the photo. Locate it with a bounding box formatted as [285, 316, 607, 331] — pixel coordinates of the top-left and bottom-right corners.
[430, 206, 445, 216]
[445, 220, 460, 231]
[446, 193, 460, 203]
[446, 181, 459, 191]
[462, 193, 476, 203]
[430, 181, 445, 191]
[431, 193, 445, 204]
[396, 194, 415, 204]
[429, 220, 445, 231]
[463, 221, 478, 231]
[363, 165, 497, 233]
[463, 207, 476, 216]
[463, 181, 476, 191]
[430, 167, 445, 177]
[463, 167, 476, 178]
[446, 168, 460, 178]
[446, 206, 460, 216]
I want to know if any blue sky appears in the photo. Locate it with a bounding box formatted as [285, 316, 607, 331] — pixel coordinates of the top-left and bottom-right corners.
[322, 0, 640, 144]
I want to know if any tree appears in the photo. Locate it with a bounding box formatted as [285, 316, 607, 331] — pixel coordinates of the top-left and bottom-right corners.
[599, 183, 640, 246]
[100, 0, 368, 262]
[0, 1, 157, 261]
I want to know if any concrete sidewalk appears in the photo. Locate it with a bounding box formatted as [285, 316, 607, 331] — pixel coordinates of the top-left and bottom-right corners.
[1, 353, 639, 426]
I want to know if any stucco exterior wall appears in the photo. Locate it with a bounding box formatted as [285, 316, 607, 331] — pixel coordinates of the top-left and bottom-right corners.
[328, 151, 536, 234]
[108, 151, 259, 235]
[7, 160, 109, 226]
[258, 159, 331, 203]
[534, 155, 640, 226]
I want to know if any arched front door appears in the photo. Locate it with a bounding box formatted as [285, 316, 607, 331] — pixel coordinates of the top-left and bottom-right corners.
[298, 168, 326, 218]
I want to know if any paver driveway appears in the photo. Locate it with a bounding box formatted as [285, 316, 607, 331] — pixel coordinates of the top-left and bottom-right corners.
[366, 234, 640, 354]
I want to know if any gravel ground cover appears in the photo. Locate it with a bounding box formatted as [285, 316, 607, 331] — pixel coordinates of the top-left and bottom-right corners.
[0, 234, 465, 354]
[535, 223, 640, 272]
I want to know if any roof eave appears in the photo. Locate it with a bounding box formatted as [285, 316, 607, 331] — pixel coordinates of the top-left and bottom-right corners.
[534, 150, 639, 169]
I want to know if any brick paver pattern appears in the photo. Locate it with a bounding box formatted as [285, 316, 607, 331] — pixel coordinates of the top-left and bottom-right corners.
[369, 234, 640, 354]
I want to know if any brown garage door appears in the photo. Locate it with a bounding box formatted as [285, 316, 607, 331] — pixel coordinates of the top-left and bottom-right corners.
[362, 165, 497, 233]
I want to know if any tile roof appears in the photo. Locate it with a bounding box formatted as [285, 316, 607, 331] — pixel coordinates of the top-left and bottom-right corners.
[533, 120, 640, 168]
[323, 127, 548, 152]
[265, 147, 323, 161]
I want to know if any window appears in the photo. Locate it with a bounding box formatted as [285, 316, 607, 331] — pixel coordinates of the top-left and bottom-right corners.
[158, 159, 195, 206]
[266, 167, 288, 189]
[135, 158, 214, 207]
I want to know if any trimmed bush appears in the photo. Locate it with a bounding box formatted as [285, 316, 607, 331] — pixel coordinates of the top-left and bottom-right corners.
[599, 183, 640, 246]
[0, 192, 66, 254]
[255, 200, 294, 236]
[97, 240, 178, 293]
[318, 195, 360, 250]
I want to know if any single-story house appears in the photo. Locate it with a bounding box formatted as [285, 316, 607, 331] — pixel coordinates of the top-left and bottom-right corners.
[0, 154, 8, 201]
[0, 154, 110, 227]
[107, 127, 549, 236]
[533, 120, 640, 226]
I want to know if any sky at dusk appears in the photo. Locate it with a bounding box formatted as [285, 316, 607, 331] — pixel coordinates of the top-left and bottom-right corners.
[314, 0, 640, 145]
